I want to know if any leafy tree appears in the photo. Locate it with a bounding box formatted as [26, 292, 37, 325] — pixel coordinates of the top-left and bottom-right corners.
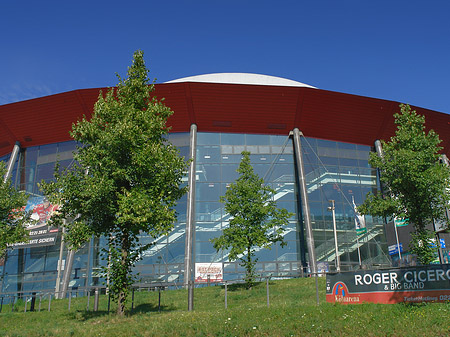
[359, 104, 450, 264]
[211, 151, 292, 289]
[42, 50, 189, 315]
[0, 162, 29, 256]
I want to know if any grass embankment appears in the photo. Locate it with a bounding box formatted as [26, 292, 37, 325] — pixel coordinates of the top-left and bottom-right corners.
[1, 277, 450, 336]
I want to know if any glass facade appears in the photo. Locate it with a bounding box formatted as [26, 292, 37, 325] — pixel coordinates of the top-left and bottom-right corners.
[0, 132, 391, 295]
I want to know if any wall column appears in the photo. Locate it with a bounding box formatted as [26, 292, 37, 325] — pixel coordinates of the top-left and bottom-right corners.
[184, 124, 197, 288]
[3, 141, 21, 183]
[292, 128, 317, 275]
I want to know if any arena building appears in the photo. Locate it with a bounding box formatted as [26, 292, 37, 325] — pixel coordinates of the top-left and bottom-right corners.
[1, 73, 450, 295]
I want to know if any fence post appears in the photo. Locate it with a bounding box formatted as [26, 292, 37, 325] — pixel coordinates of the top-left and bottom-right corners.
[131, 288, 135, 312]
[158, 287, 161, 312]
[39, 295, 42, 312]
[24, 296, 27, 312]
[11, 296, 15, 312]
[48, 294, 52, 312]
[94, 288, 99, 312]
[0, 297, 3, 313]
[188, 280, 194, 311]
[86, 290, 90, 311]
[224, 281, 228, 309]
[266, 277, 270, 308]
[30, 293, 36, 312]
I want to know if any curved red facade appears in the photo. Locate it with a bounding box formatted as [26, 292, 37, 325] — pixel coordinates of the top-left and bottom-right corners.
[1, 82, 449, 156]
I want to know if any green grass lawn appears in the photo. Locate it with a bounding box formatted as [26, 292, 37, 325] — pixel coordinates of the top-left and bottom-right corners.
[1, 277, 450, 336]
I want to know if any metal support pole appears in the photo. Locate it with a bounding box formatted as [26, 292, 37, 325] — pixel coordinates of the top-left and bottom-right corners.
[94, 288, 99, 312]
[292, 129, 317, 276]
[184, 124, 197, 289]
[328, 200, 340, 272]
[224, 282, 228, 309]
[375, 140, 402, 262]
[356, 235, 362, 268]
[60, 248, 75, 299]
[86, 290, 90, 311]
[55, 224, 66, 299]
[266, 278, 270, 308]
[3, 141, 20, 183]
[188, 280, 194, 311]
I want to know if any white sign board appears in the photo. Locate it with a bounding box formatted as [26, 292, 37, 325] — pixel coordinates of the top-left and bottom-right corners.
[195, 263, 223, 283]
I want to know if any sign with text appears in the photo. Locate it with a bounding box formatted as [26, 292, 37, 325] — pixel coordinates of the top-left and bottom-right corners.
[326, 265, 450, 304]
[195, 263, 223, 283]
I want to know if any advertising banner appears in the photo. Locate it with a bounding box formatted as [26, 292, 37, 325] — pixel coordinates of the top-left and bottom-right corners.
[195, 263, 223, 283]
[9, 196, 60, 249]
[326, 265, 450, 304]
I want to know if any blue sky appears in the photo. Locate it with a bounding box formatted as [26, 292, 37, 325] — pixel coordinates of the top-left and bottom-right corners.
[1, 1, 449, 113]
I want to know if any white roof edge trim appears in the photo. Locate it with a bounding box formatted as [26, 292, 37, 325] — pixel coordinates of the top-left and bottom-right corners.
[164, 73, 316, 88]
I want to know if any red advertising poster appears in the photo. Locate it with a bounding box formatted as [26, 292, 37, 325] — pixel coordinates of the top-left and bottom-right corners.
[9, 196, 60, 249]
[326, 265, 450, 304]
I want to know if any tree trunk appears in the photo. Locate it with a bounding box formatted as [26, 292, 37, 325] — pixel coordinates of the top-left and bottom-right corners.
[246, 246, 252, 290]
[117, 233, 129, 316]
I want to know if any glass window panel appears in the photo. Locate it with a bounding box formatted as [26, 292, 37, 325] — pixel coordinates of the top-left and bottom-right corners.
[196, 182, 222, 201]
[339, 158, 359, 167]
[321, 184, 342, 202]
[24, 253, 45, 273]
[274, 184, 295, 201]
[267, 163, 293, 182]
[233, 145, 245, 154]
[57, 141, 77, 153]
[221, 145, 234, 155]
[316, 139, 337, 149]
[221, 164, 239, 182]
[166, 240, 185, 263]
[302, 151, 319, 165]
[198, 132, 220, 145]
[246, 145, 258, 154]
[246, 134, 268, 145]
[195, 202, 222, 222]
[252, 164, 270, 178]
[167, 133, 190, 147]
[221, 133, 245, 145]
[270, 135, 290, 146]
[250, 154, 272, 164]
[320, 156, 339, 165]
[196, 164, 221, 182]
[35, 162, 56, 182]
[38, 144, 58, 157]
[221, 153, 241, 163]
[258, 146, 271, 154]
[25, 147, 38, 166]
[308, 185, 322, 201]
[197, 146, 221, 163]
[196, 227, 221, 241]
[356, 150, 370, 160]
[337, 142, 357, 150]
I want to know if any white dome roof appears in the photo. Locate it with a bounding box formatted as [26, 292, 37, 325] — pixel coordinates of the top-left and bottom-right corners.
[165, 73, 316, 88]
